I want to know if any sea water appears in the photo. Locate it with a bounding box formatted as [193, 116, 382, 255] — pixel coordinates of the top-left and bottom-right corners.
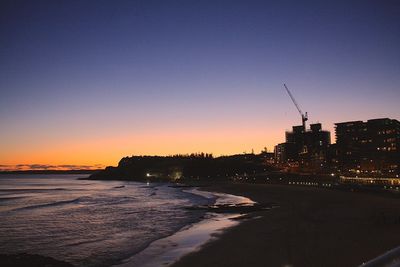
[0, 174, 212, 267]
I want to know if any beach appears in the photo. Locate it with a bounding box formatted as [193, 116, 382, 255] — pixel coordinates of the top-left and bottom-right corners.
[172, 183, 400, 267]
[0, 174, 215, 267]
[2, 175, 400, 267]
[0, 174, 263, 267]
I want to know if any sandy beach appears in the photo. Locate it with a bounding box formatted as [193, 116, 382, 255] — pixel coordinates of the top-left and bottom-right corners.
[172, 183, 400, 267]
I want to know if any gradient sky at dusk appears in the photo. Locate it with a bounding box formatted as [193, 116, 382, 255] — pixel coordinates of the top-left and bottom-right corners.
[1, 0, 399, 169]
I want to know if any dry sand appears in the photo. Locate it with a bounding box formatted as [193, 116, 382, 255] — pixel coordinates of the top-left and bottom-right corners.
[172, 184, 400, 267]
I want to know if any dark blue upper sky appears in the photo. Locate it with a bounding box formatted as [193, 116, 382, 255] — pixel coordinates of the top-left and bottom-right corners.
[1, 0, 399, 165]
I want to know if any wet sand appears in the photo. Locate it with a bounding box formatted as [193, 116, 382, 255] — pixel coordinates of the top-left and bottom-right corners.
[172, 183, 400, 267]
[113, 189, 256, 267]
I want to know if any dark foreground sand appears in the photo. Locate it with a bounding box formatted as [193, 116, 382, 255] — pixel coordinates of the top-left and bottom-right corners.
[0, 253, 74, 267]
[172, 184, 400, 267]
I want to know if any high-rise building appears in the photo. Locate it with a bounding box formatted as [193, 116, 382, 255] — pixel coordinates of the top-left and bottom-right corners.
[274, 123, 331, 172]
[335, 118, 400, 176]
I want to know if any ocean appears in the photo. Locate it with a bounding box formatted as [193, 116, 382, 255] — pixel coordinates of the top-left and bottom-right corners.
[0, 174, 214, 267]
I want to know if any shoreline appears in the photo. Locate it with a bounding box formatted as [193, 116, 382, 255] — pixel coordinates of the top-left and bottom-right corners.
[3, 178, 400, 266]
[171, 183, 400, 267]
[0, 177, 260, 267]
[113, 187, 259, 267]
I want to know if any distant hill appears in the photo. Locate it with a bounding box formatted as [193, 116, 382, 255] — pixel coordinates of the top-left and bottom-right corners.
[88, 153, 275, 182]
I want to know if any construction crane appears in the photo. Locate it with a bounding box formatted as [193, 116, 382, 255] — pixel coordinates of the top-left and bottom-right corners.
[283, 83, 308, 131]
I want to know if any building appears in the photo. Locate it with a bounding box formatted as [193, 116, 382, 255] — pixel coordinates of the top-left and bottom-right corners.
[274, 142, 298, 165]
[274, 123, 331, 172]
[335, 118, 400, 176]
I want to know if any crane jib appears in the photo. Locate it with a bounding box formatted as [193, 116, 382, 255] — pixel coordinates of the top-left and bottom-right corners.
[283, 83, 308, 130]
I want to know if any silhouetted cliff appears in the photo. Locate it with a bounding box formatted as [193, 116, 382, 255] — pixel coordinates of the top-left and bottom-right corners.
[88, 153, 274, 182]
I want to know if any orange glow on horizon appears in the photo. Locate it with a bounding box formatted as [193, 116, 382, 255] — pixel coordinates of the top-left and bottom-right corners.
[0, 127, 283, 170]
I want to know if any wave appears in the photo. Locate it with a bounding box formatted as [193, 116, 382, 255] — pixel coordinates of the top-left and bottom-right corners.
[11, 198, 82, 212]
[0, 196, 26, 202]
[64, 237, 108, 247]
[0, 187, 69, 192]
[10, 195, 139, 212]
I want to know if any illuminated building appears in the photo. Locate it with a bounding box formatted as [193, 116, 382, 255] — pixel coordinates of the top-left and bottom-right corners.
[335, 118, 400, 176]
[274, 123, 331, 172]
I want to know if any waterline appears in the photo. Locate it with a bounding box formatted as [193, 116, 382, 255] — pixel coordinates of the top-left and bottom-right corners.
[114, 189, 255, 267]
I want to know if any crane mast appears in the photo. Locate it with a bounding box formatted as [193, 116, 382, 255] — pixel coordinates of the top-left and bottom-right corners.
[283, 84, 308, 131]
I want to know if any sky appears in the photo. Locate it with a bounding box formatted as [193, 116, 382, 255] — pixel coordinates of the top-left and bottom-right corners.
[1, 0, 399, 170]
